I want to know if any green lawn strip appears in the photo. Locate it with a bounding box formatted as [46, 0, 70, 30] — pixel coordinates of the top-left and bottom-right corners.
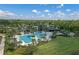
[34, 36, 79, 55]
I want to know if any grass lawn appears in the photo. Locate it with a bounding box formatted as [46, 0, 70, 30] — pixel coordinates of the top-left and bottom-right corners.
[34, 36, 79, 55]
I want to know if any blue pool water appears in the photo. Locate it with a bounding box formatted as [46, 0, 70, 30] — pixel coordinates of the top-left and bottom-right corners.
[19, 34, 32, 43]
[34, 32, 46, 38]
[19, 32, 46, 43]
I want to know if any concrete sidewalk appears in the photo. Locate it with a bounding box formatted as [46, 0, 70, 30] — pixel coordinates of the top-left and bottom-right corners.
[0, 34, 5, 55]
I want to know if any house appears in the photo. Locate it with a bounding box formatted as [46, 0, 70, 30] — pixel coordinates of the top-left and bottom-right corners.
[18, 25, 29, 33]
[37, 25, 44, 31]
[47, 25, 60, 32]
[33, 26, 38, 31]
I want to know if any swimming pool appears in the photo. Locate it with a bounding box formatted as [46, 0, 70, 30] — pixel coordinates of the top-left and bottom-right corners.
[18, 31, 46, 43]
[34, 31, 46, 38]
[19, 34, 32, 43]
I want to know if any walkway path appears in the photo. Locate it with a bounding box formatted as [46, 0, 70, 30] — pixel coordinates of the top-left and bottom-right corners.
[0, 34, 5, 55]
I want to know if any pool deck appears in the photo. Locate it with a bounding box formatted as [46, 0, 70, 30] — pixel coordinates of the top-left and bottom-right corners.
[15, 31, 53, 46]
[0, 34, 5, 55]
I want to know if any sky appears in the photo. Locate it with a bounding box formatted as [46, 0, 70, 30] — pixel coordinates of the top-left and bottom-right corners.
[0, 4, 79, 20]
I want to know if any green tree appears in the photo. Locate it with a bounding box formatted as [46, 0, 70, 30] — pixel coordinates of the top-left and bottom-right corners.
[14, 45, 37, 55]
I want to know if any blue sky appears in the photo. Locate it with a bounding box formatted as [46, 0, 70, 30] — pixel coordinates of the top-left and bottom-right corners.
[0, 4, 79, 20]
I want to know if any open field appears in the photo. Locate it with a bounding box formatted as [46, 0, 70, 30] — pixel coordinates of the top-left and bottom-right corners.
[34, 36, 79, 55]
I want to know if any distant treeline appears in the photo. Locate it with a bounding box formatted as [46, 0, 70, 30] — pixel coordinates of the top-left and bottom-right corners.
[0, 20, 79, 32]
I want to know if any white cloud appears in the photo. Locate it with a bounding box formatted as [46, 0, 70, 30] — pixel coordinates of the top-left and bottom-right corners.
[44, 9, 50, 12]
[70, 13, 74, 16]
[0, 10, 15, 16]
[53, 11, 65, 19]
[59, 11, 79, 20]
[32, 9, 38, 13]
[40, 14, 45, 17]
[32, 9, 41, 15]
[56, 11, 65, 16]
[48, 13, 51, 16]
[66, 9, 71, 12]
[70, 11, 79, 18]
[48, 13, 53, 18]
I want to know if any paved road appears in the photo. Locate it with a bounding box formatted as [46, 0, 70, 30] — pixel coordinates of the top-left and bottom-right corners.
[0, 34, 5, 55]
